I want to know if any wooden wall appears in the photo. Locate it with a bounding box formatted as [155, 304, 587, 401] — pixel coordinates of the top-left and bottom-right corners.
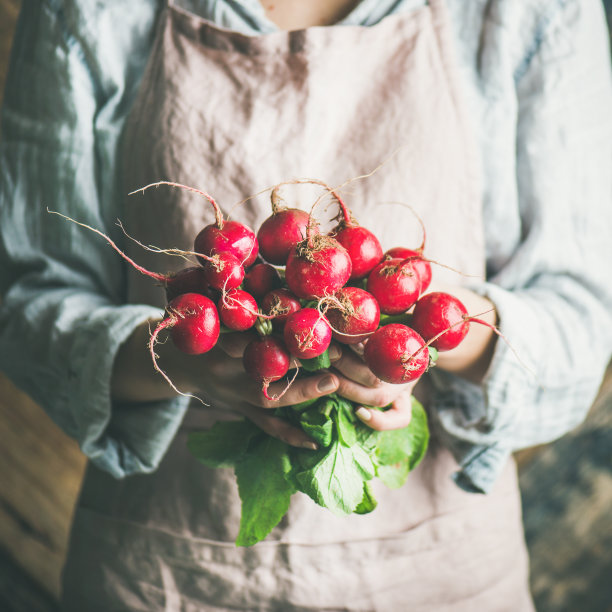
[0, 1, 611, 610]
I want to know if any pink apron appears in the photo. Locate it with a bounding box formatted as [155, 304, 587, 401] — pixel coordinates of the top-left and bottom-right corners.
[62, 1, 535, 610]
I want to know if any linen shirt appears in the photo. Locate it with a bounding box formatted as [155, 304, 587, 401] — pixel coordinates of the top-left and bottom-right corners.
[1, 0, 611, 493]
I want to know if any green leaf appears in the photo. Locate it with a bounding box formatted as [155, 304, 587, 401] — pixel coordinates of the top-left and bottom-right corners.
[428, 346, 439, 363]
[300, 405, 334, 447]
[299, 349, 331, 372]
[403, 398, 430, 471]
[354, 421, 381, 455]
[187, 420, 260, 468]
[374, 398, 429, 488]
[376, 398, 429, 470]
[295, 439, 375, 516]
[376, 461, 411, 489]
[290, 397, 320, 413]
[354, 481, 378, 515]
[334, 397, 358, 447]
[378, 313, 411, 326]
[235, 437, 296, 547]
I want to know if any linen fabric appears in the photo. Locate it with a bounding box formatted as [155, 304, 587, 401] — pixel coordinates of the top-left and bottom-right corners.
[59, 1, 534, 608]
[0, 0, 611, 490]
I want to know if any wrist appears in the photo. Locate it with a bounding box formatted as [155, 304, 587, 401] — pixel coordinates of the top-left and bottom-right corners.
[426, 286, 498, 384]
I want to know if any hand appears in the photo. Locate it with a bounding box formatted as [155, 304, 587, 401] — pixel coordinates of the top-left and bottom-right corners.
[112, 321, 341, 450]
[187, 332, 342, 449]
[329, 342, 417, 431]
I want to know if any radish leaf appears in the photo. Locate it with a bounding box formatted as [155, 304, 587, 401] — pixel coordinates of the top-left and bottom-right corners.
[375, 399, 429, 488]
[296, 439, 374, 515]
[187, 420, 260, 468]
[235, 437, 296, 546]
[299, 349, 331, 372]
[354, 481, 378, 514]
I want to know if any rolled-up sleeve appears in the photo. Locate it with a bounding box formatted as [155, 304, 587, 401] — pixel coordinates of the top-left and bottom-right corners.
[0, 0, 189, 478]
[431, 0, 612, 492]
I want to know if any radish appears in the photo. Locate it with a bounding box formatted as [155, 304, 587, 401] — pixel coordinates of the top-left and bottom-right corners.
[164, 266, 210, 301]
[327, 188, 382, 280]
[283, 308, 333, 359]
[333, 225, 383, 280]
[244, 263, 282, 298]
[217, 289, 259, 331]
[366, 258, 420, 315]
[202, 251, 245, 291]
[45, 209, 239, 298]
[152, 292, 220, 355]
[363, 324, 429, 384]
[410, 291, 469, 351]
[243, 336, 292, 400]
[129, 180, 259, 267]
[194, 219, 259, 268]
[323, 287, 380, 345]
[285, 235, 352, 300]
[384, 247, 432, 294]
[257, 209, 312, 265]
[261, 288, 302, 329]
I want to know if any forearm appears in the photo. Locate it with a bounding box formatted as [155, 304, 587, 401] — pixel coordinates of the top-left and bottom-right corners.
[111, 318, 201, 403]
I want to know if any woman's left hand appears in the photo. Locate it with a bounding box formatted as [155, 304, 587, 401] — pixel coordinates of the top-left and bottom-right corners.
[329, 342, 417, 431]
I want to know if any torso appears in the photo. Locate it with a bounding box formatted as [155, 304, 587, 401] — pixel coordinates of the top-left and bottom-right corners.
[260, 0, 361, 29]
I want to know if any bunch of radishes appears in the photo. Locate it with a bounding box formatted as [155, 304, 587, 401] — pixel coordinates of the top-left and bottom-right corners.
[138, 179, 480, 400]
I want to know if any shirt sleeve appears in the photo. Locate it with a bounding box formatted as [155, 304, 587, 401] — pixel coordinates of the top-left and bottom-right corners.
[0, 0, 190, 478]
[430, 0, 612, 493]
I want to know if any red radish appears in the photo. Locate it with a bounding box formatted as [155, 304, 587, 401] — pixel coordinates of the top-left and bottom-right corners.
[130, 180, 258, 268]
[363, 324, 429, 384]
[153, 292, 220, 355]
[257, 208, 313, 265]
[285, 235, 352, 299]
[261, 288, 302, 329]
[283, 308, 333, 359]
[45, 209, 235, 299]
[217, 289, 259, 331]
[194, 219, 259, 268]
[385, 247, 432, 294]
[323, 287, 380, 345]
[333, 225, 383, 280]
[244, 263, 282, 298]
[411, 291, 469, 351]
[203, 251, 245, 291]
[243, 336, 292, 400]
[165, 266, 210, 301]
[366, 258, 420, 315]
[304, 177, 382, 279]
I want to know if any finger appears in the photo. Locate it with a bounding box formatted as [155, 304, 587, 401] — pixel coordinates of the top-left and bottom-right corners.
[258, 372, 340, 408]
[217, 331, 257, 357]
[355, 392, 413, 431]
[334, 373, 399, 408]
[332, 348, 382, 388]
[238, 404, 319, 450]
[348, 342, 366, 357]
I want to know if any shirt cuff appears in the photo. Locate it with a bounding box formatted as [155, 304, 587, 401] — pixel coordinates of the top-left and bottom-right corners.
[68, 305, 190, 478]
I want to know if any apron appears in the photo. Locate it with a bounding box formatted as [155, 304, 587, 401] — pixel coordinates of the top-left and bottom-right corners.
[61, 1, 535, 610]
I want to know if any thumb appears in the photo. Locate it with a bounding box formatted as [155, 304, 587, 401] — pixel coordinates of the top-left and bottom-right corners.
[355, 391, 413, 431]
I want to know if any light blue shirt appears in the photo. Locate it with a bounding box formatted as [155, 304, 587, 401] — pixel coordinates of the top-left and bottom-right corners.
[1, 0, 611, 492]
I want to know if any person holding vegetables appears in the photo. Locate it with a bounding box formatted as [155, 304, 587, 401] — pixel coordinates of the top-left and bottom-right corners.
[1, 0, 611, 609]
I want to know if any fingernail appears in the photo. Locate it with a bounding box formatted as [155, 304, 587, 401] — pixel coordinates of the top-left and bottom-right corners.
[328, 345, 342, 361]
[300, 441, 318, 451]
[317, 376, 337, 393]
[355, 407, 372, 422]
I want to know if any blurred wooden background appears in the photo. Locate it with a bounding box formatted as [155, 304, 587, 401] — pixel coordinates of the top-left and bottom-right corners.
[0, 1, 611, 611]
